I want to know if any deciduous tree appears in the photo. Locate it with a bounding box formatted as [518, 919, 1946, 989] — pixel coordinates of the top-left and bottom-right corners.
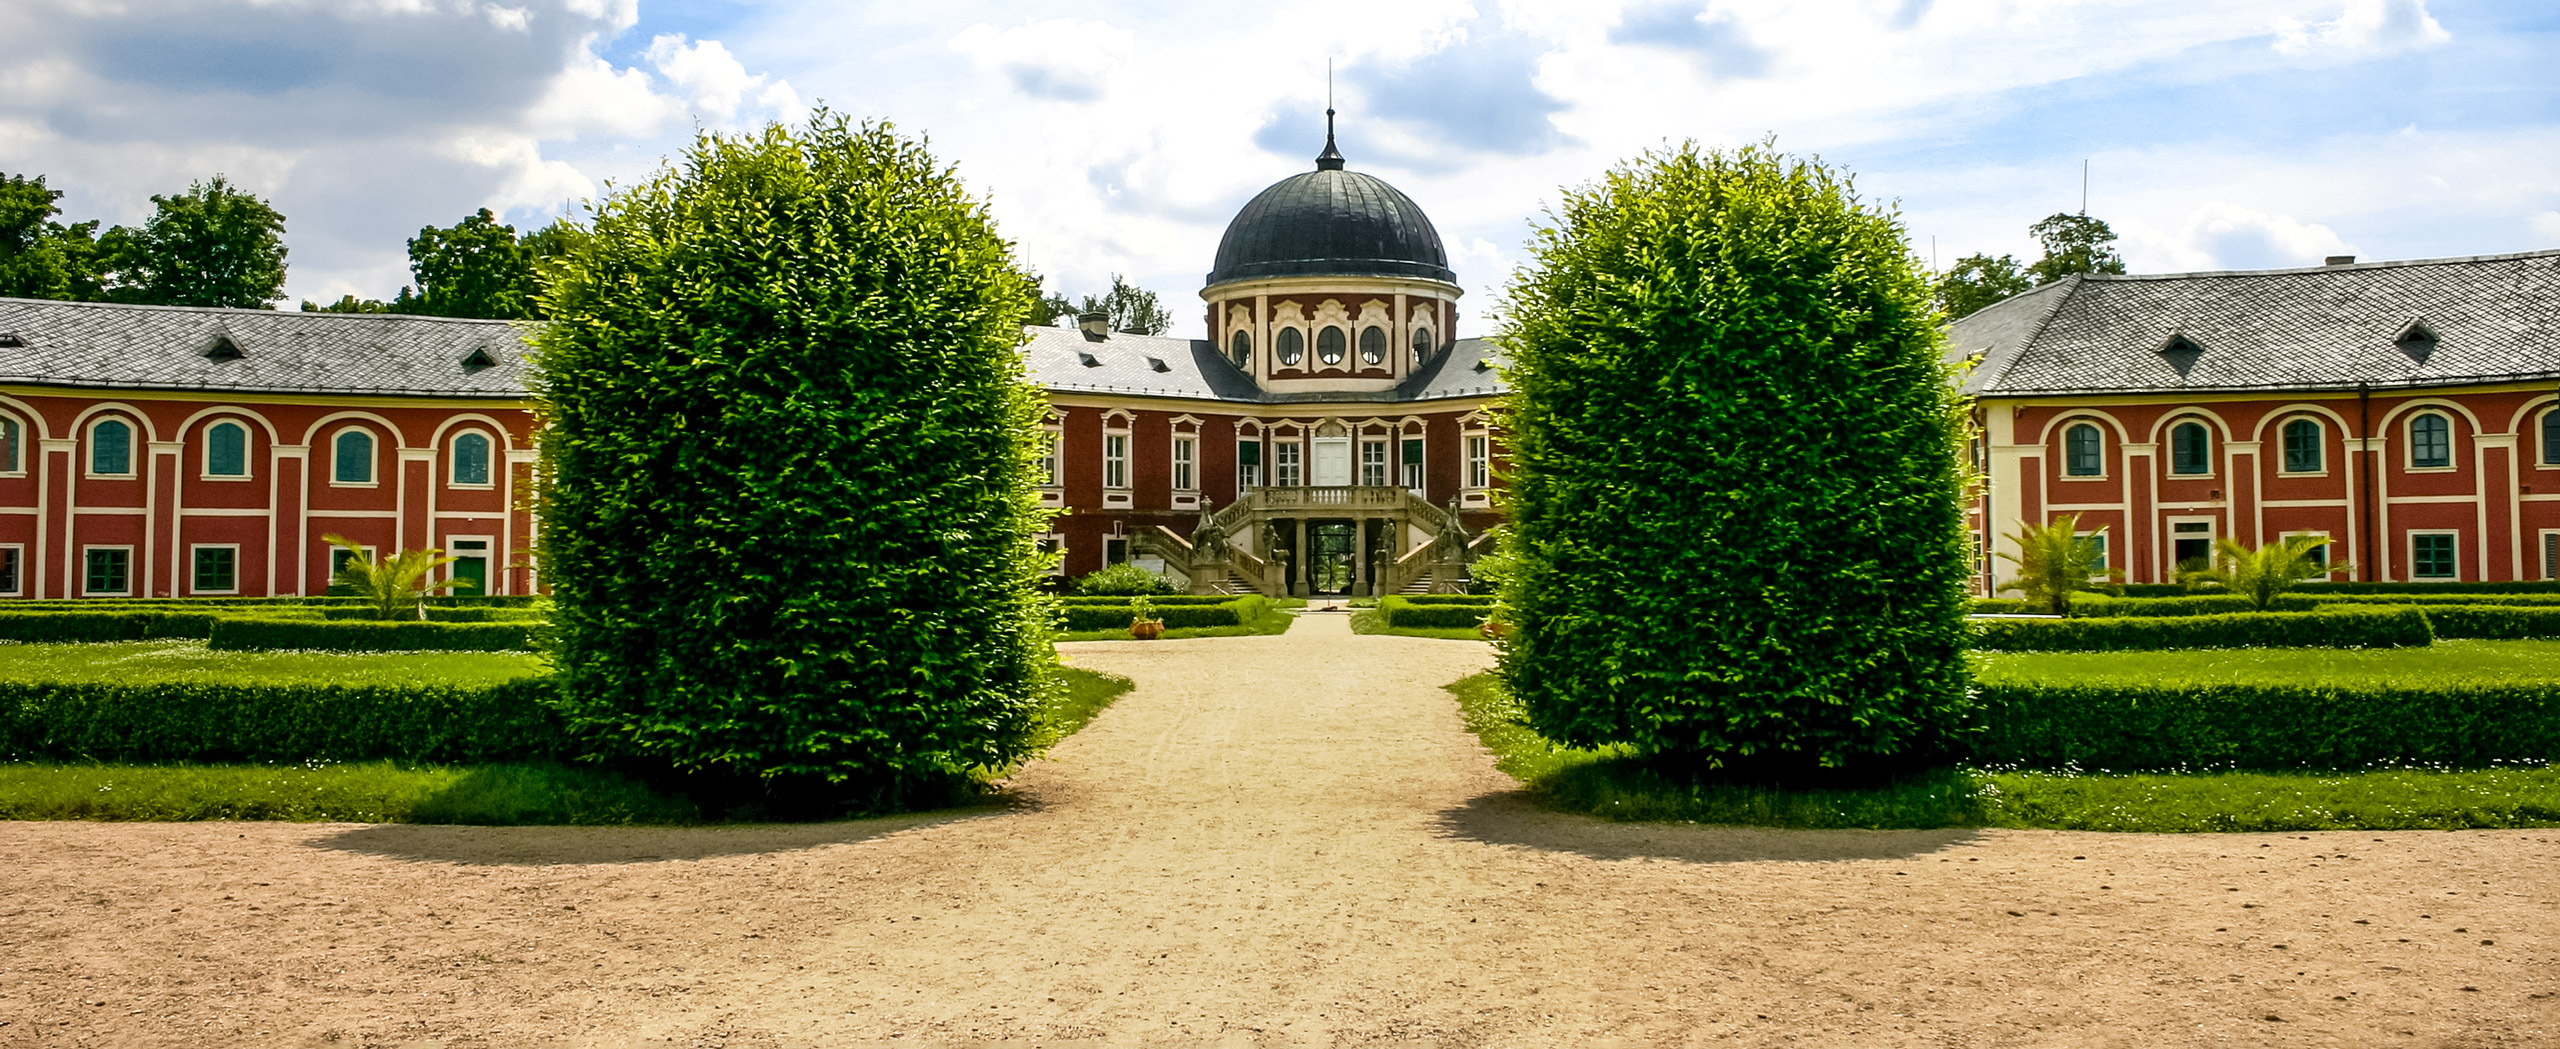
[1496, 142, 1975, 776]
[2026, 212, 2126, 285]
[103, 176, 288, 308]
[0, 173, 104, 300]
[1935, 252, 2031, 319]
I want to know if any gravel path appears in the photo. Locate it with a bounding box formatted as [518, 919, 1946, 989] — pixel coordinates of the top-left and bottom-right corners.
[3, 612, 2557, 1047]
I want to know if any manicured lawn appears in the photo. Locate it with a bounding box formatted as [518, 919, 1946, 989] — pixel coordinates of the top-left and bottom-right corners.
[0, 666, 1136, 824]
[0, 639, 548, 687]
[1447, 670, 2560, 832]
[1051, 609, 1295, 642]
[1973, 638, 2560, 688]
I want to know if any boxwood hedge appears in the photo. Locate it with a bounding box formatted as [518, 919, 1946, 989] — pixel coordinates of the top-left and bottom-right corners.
[1382, 595, 1492, 628]
[1973, 607, 2432, 652]
[1056, 595, 1270, 632]
[209, 618, 538, 653]
[1968, 681, 2560, 771]
[0, 678, 567, 764]
[0, 612, 219, 643]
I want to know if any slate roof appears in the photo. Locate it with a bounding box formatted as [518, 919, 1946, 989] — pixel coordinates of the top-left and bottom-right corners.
[1023, 325, 1504, 405]
[1948, 249, 2560, 397]
[0, 297, 531, 399]
[1207, 166, 1455, 286]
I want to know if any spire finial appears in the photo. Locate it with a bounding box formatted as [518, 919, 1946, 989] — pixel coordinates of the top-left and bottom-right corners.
[1316, 61, 1346, 171]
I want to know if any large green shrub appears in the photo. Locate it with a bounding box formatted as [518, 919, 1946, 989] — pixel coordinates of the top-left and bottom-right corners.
[1073, 562, 1179, 596]
[1968, 681, 2560, 771]
[1496, 142, 1974, 773]
[533, 112, 1051, 803]
[0, 678, 566, 764]
[1972, 607, 2431, 652]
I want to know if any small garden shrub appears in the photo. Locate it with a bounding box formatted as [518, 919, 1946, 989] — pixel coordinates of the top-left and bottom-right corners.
[0, 612, 217, 643]
[210, 618, 537, 653]
[1968, 681, 2560, 771]
[1973, 607, 2432, 652]
[0, 677, 568, 764]
[1382, 595, 1492, 628]
[1072, 562, 1180, 596]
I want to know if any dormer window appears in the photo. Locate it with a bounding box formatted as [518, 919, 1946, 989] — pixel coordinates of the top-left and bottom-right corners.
[2396, 317, 2439, 364]
[0, 332, 25, 348]
[203, 335, 245, 361]
[2156, 332, 2204, 377]
[461, 346, 499, 372]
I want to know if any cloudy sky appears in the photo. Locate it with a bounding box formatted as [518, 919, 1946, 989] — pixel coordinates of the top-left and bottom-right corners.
[4, 0, 2554, 334]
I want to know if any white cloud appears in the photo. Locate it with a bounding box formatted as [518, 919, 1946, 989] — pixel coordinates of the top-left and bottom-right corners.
[2531, 212, 2560, 242]
[528, 48, 680, 139]
[2145, 202, 2355, 272]
[645, 33, 798, 124]
[948, 18, 1135, 103]
[2274, 0, 2450, 61]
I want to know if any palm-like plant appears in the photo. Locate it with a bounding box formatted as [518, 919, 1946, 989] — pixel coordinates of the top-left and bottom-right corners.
[1995, 514, 2119, 616]
[322, 533, 474, 621]
[2176, 535, 2348, 611]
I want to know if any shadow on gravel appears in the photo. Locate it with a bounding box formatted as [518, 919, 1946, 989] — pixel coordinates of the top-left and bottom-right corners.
[1435, 790, 1985, 864]
[309, 804, 1013, 867]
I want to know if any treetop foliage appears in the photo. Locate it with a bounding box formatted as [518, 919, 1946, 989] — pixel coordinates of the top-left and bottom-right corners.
[533, 110, 1054, 805]
[1934, 211, 2130, 320]
[1496, 141, 1977, 776]
[1934, 252, 2031, 321]
[0, 173, 106, 301]
[1030, 272, 1174, 334]
[0, 172, 288, 308]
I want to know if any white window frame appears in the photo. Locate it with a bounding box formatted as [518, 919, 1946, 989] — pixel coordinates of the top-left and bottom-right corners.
[2407, 529, 2460, 581]
[0, 542, 24, 596]
[87, 417, 137, 479]
[1275, 440, 1303, 488]
[448, 431, 497, 489]
[2164, 516, 2216, 577]
[2405, 411, 2456, 472]
[326, 542, 377, 590]
[2075, 528, 2110, 579]
[2165, 419, 2215, 479]
[1101, 412, 1133, 508]
[200, 420, 252, 481]
[2279, 530, 2336, 577]
[189, 542, 242, 595]
[1359, 438, 1389, 487]
[331, 428, 378, 488]
[1036, 533, 1066, 576]
[82, 544, 135, 596]
[1464, 432, 1491, 491]
[2542, 529, 2560, 582]
[1171, 434, 1197, 493]
[0, 414, 27, 477]
[1400, 432, 1425, 495]
[2276, 417, 2327, 477]
[444, 534, 494, 595]
[1236, 429, 1262, 498]
[2061, 421, 2106, 479]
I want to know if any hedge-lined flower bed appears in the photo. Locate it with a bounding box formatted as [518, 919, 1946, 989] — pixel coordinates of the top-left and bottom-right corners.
[1973, 607, 2432, 652]
[1054, 595, 1272, 632]
[0, 677, 568, 764]
[209, 618, 540, 653]
[0, 611, 223, 643]
[1382, 595, 1494, 628]
[1968, 680, 2560, 771]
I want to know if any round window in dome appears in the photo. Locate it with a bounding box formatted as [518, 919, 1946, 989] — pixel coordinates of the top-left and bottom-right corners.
[1360, 326, 1387, 366]
[1410, 326, 1433, 365]
[1277, 327, 1305, 366]
[1317, 326, 1347, 366]
[1230, 330, 1252, 368]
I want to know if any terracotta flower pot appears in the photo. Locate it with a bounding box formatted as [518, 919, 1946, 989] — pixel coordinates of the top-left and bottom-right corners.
[1129, 619, 1165, 640]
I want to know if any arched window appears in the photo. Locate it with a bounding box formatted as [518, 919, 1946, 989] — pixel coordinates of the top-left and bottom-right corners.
[1276, 327, 1304, 367]
[2282, 418, 2323, 474]
[451, 432, 492, 486]
[0, 415, 19, 473]
[90, 418, 132, 476]
[1316, 325, 1347, 366]
[1410, 325, 1433, 366]
[2063, 423, 2102, 477]
[334, 429, 375, 484]
[2543, 409, 2560, 466]
[1229, 330, 1251, 369]
[2169, 420, 2211, 476]
[2410, 412, 2451, 468]
[205, 421, 247, 477]
[1359, 325, 1387, 366]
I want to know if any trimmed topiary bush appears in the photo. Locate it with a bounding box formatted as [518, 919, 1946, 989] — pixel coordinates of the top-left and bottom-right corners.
[533, 112, 1052, 809]
[1496, 142, 1975, 774]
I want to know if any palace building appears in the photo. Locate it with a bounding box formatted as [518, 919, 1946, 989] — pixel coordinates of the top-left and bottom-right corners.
[1955, 248, 2560, 589]
[0, 122, 1504, 601]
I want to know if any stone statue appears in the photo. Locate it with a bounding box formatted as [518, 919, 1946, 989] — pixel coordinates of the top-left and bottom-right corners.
[1432, 497, 1473, 563]
[1189, 502, 1229, 562]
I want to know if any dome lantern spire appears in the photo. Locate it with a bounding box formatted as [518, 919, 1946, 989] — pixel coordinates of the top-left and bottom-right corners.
[1316, 106, 1344, 171]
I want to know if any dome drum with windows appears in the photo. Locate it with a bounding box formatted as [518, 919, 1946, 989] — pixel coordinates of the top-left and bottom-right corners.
[1202, 113, 1460, 391]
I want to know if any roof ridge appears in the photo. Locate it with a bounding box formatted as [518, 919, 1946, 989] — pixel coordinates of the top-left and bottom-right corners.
[0, 296, 526, 326]
[2081, 247, 2560, 283]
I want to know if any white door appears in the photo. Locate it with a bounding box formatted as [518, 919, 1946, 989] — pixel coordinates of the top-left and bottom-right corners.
[1312, 438, 1352, 486]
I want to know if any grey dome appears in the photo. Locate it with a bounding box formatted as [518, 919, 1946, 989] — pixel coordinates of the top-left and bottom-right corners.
[1207, 159, 1455, 287]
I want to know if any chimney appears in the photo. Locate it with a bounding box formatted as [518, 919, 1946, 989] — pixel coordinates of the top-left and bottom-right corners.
[1078, 311, 1110, 341]
[2325, 255, 2357, 266]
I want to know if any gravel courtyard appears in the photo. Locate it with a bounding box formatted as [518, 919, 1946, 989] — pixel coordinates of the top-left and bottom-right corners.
[2, 612, 2555, 1047]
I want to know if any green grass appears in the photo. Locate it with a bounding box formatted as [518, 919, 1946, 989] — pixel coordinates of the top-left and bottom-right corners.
[0, 639, 548, 687]
[1050, 608, 1295, 642]
[1974, 638, 2560, 688]
[1446, 672, 2560, 832]
[1348, 607, 1487, 641]
[0, 666, 1137, 825]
